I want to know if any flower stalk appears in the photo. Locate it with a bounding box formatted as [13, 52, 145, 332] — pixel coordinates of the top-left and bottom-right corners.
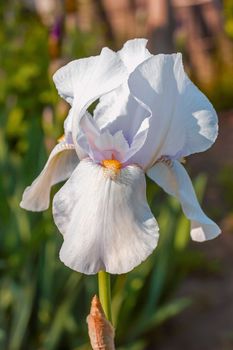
[98, 270, 112, 323]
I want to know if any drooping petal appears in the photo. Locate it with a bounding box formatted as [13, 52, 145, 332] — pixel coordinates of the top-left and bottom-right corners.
[53, 159, 159, 274]
[147, 160, 221, 242]
[128, 53, 218, 169]
[20, 142, 78, 211]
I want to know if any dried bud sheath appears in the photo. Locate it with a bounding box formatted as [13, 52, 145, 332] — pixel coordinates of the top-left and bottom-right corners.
[87, 295, 115, 350]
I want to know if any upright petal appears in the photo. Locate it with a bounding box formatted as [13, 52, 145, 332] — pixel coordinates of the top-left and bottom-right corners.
[53, 48, 126, 105]
[118, 38, 152, 73]
[63, 111, 93, 160]
[53, 39, 150, 107]
[129, 54, 218, 169]
[147, 160, 221, 242]
[93, 38, 152, 132]
[124, 116, 151, 163]
[20, 142, 78, 211]
[94, 85, 150, 144]
[53, 159, 159, 274]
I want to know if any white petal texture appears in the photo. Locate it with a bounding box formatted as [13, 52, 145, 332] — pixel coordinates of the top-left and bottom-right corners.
[53, 47, 128, 153]
[93, 39, 152, 133]
[147, 160, 221, 242]
[53, 159, 159, 275]
[128, 53, 218, 169]
[75, 107, 151, 165]
[93, 85, 149, 138]
[53, 48, 127, 108]
[20, 142, 78, 211]
[118, 38, 152, 73]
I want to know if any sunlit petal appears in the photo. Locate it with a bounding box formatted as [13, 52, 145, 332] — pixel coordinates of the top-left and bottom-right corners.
[53, 48, 127, 147]
[129, 53, 218, 169]
[118, 38, 152, 73]
[53, 159, 159, 274]
[93, 38, 152, 133]
[94, 86, 150, 146]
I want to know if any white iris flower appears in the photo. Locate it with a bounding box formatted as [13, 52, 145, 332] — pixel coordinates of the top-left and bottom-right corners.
[20, 39, 221, 275]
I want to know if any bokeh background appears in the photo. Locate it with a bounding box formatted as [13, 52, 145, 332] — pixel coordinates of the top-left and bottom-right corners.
[1, 1, 233, 349]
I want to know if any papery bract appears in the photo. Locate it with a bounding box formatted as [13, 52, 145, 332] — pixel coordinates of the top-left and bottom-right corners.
[20, 38, 221, 274]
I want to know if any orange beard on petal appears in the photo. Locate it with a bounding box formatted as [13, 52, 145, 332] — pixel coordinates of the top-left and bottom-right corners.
[102, 159, 122, 180]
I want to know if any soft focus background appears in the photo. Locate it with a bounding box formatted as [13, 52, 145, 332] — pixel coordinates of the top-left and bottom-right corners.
[0, 1, 233, 349]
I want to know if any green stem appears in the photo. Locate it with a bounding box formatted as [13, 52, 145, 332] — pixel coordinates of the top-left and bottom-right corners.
[98, 270, 112, 323]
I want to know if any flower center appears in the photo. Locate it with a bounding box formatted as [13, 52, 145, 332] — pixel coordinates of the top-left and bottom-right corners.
[102, 159, 122, 180]
[102, 159, 122, 170]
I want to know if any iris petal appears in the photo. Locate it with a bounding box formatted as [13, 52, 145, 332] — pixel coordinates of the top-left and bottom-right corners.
[118, 38, 152, 73]
[147, 160, 221, 241]
[20, 142, 78, 211]
[53, 48, 127, 153]
[128, 53, 218, 169]
[93, 38, 152, 137]
[53, 159, 159, 274]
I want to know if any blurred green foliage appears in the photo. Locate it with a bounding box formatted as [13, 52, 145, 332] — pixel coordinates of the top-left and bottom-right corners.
[218, 165, 233, 212]
[224, 0, 233, 39]
[0, 2, 225, 350]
